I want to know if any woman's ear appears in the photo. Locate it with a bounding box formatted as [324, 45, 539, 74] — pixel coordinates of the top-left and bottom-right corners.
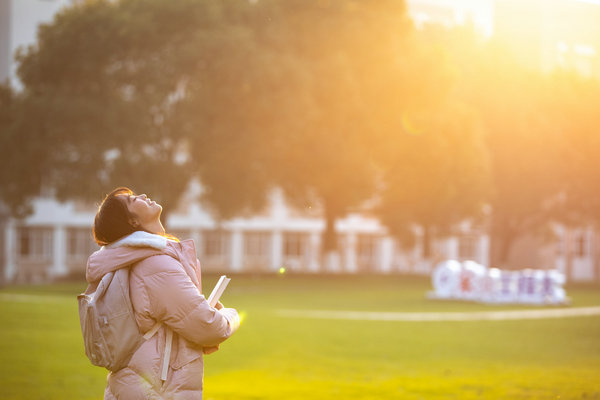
[129, 218, 140, 229]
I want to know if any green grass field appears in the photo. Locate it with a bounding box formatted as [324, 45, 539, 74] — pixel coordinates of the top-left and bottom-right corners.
[0, 274, 599, 399]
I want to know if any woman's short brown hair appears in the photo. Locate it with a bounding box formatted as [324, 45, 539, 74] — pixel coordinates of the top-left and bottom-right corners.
[93, 187, 137, 246]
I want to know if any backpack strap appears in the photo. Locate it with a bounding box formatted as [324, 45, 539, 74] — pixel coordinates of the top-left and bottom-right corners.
[160, 327, 173, 382]
[143, 321, 162, 340]
[141, 321, 173, 382]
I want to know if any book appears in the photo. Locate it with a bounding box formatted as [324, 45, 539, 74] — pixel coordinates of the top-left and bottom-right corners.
[207, 275, 231, 308]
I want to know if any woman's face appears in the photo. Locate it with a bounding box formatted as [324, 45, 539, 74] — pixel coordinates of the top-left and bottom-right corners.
[119, 193, 162, 228]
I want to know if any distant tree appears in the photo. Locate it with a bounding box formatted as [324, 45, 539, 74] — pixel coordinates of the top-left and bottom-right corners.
[232, 0, 437, 264]
[180, 0, 437, 266]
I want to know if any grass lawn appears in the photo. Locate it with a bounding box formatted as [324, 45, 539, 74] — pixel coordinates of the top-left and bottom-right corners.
[0, 274, 599, 399]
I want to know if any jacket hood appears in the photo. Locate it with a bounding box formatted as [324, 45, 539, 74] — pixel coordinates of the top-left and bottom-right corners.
[86, 231, 173, 283]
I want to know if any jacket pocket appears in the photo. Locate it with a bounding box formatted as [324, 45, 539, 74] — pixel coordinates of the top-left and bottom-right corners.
[171, 335, 203, 369]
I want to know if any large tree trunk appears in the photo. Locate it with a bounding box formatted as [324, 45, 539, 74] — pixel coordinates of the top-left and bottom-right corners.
[321, 198, 341, 271]
[564, 229, 574, 283]
[321, 196, 341, 254]
[490, 216, 517, 269]
[422, 225, 432, 259]
[322, 209, 337, 254]
[496, 232, 515, 268]
[0, 214, 5, 287]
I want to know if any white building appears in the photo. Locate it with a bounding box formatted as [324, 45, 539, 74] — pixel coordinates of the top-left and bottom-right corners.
[2, 188, 493, 283]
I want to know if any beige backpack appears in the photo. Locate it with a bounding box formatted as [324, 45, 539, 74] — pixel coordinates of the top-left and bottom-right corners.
[77, 268, 161, 371]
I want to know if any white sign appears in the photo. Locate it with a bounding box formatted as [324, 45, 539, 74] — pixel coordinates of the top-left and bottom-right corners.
[429, 260, 568, 305]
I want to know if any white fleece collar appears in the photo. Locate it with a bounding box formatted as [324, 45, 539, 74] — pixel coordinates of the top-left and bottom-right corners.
[106, 231, 169, 250]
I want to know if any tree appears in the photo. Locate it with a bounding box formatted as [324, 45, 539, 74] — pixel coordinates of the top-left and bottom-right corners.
[180, 0, 433, 267]
[11, 0, 262, 223]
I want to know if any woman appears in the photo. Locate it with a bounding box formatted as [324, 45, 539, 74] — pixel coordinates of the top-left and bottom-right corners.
[87, 187, 239, 399]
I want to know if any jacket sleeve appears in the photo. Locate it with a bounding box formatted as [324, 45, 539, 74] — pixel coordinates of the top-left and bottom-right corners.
[135, 255, 240, 346]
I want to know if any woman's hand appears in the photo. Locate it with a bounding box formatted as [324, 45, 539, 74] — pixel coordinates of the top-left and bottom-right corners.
[202, 345, 220, 355]
[203, 298, 223, 354]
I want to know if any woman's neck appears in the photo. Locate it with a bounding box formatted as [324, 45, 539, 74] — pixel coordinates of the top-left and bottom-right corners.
[142, 220, 166, 236]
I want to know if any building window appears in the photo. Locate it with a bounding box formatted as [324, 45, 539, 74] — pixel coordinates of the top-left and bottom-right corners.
[284, 233, 307, 257]
[459, 235, 478, 260]
[244, 232, 270, 257]
[17, 227, 53, 262]
[357, 235, 377, 261]
[67, 228, 98, 260]
[203, 230, 229, 257]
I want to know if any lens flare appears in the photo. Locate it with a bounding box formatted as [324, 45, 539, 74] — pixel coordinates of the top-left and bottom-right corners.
[238, 311, 247, 325]
[401, 111, 422, 135]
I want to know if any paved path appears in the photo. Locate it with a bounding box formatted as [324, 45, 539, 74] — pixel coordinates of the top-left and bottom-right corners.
[3, 293, 599, 321]
[0, 293, 73, 304]
[276, 306, 600, 322]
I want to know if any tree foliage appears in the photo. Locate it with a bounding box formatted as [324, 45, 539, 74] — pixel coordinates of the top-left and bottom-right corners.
[240, 0, 448, 254]
[12, 0, 242, 219]
[8, 0, 432, 254]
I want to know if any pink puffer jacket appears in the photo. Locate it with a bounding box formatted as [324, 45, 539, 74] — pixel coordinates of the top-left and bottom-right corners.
[86, 232, 239, 399]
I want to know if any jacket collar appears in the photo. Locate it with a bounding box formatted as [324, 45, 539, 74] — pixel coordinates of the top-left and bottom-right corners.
[106, 231, 171, 250]
[86, 231, 175, 284]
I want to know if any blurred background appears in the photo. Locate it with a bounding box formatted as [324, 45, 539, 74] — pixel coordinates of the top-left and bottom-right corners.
[0, 1, 600, 399]
[1, 0, 600, 284]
